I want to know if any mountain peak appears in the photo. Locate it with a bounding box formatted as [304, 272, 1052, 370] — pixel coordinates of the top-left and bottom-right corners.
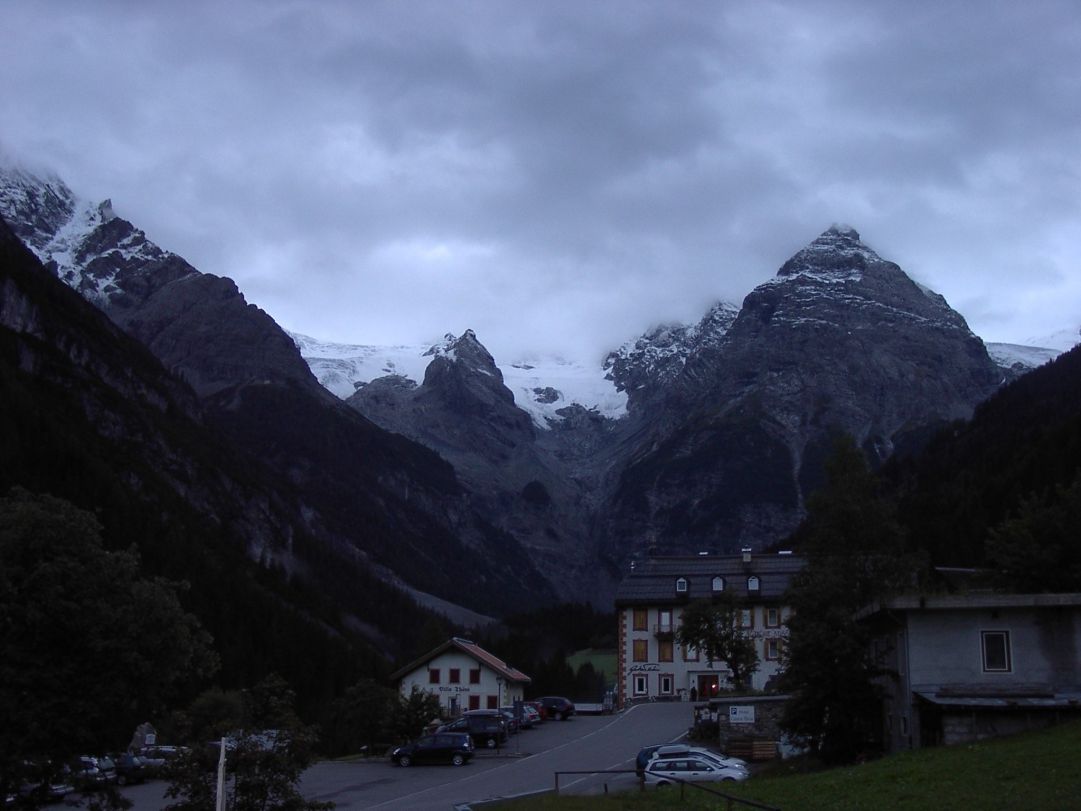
[825, 223, 860, 240]
[775, 224, 883, 282]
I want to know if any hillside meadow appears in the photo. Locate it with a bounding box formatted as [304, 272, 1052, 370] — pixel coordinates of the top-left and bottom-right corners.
[486, 719, 1081, 810]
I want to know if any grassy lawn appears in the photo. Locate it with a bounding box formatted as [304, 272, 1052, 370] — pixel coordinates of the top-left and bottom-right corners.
[484, 719, 1081, 810]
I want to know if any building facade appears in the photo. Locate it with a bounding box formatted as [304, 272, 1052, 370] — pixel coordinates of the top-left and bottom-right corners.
[858, 593, 1081, 751]
[389, 637, 531, 716]
[614, 552, 805, 708]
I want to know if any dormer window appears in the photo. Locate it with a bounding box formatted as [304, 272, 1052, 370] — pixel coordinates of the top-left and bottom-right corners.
[747, 575, 760, 592]
[711, 576, 725, 592]
[675, 577, 688, 594]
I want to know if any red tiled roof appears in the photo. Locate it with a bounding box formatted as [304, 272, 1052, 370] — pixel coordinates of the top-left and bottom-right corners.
[389, 637, 532, 683]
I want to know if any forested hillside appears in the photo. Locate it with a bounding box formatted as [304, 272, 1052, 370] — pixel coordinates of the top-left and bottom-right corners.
[882, 345, 1081, 585]
[0, 218, 455, 719]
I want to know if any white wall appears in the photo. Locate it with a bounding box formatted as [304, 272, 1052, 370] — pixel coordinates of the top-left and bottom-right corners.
[906, 605, 1081, 690]
[398, 650, 526, 715]
[620, 604, 790, 702]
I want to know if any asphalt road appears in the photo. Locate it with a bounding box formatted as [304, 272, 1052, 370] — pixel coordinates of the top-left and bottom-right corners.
[118, 701, 693, 810]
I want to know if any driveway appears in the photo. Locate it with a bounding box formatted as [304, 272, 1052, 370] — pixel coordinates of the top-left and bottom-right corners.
[302, 701, 692, 810]
[119, 701, 693, 810]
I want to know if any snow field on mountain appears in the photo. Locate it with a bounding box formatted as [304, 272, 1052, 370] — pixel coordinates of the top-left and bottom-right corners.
[291, 332, 628, 427]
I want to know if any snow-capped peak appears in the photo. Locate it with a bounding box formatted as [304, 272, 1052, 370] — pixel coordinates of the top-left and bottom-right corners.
[773, 224, 882, 284]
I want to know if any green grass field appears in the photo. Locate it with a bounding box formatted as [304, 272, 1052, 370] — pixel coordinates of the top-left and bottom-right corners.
[485, 719, 1081, 810]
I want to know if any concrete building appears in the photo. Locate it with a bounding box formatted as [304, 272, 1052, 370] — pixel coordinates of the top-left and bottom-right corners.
[858, 593, 1081, 751]
[390, 637, 531, 716]
[614, 552, 805, 708]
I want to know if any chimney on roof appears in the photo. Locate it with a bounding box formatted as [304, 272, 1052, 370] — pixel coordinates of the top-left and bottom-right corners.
[741, 547, 752, 564]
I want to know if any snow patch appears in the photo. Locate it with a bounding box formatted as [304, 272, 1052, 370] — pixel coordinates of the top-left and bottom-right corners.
[290, 332, 628, 426]
[986, 342, 1061, 370]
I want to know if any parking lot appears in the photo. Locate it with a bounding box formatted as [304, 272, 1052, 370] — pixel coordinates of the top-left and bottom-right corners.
[118, 701, 693, 810]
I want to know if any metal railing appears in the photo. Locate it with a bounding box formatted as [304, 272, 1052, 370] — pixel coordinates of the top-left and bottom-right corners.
[552, 770, 780, 810]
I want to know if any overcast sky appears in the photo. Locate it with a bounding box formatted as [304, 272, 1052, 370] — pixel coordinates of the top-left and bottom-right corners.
[3, 0, 1079, 361]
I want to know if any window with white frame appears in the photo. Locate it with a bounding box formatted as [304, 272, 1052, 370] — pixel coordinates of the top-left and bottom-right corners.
[711, 576, 725, 592]
[658, 608, 672, 632]
[633, 674, 648, 696]
[982, 630, 1012, 672]
[766, 607, 780, 627]
[659, 674, 674, 695]
[747, 575, 760, 592]
[764, 638, 781, 660]
[675, 577, 688, 593]
[740, 608, 754, 629]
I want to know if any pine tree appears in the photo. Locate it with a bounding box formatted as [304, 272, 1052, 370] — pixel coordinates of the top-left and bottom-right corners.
[778, 436, 921, 763]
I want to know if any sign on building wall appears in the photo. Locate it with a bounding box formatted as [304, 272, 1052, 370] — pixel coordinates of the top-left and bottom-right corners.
[729, 705, 756, 724]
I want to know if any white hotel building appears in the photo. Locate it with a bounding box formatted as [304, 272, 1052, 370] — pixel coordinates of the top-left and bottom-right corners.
[614, 552, 804, 707]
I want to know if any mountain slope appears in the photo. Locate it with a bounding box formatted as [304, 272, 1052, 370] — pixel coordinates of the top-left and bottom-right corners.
[0, 163, 555, 615]
[0, 215, 429, 708]
[599, 226, 1003, 566]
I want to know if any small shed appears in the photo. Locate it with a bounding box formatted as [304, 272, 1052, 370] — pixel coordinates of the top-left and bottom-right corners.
[390, 637, 531, 716]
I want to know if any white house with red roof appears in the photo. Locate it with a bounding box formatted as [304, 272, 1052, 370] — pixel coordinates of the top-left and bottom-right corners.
[390, 637, 532, 716]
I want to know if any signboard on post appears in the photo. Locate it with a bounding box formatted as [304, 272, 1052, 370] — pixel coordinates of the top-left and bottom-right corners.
[729, 705, 756, 724]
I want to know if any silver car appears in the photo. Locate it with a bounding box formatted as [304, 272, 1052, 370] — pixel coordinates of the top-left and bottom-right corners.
[643, 756, 749, 786]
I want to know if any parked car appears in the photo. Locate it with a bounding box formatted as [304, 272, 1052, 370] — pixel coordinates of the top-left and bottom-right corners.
[111, 752, 147, 785]
[536, 696, 576, 720]
[68, 757, 108, 789]
[436, 714, 508, 748]
[636, 743, 747, 778]
[391, 733, 474, 767]
[137, 745, 188, 775]
[16, 762, 75, 804]
[486, 708, 520, 734]
[93, 756, 118, 785]
[643, 756, 749, 786]
[525, 699, 548, 721]
[502, 704, 540, 729]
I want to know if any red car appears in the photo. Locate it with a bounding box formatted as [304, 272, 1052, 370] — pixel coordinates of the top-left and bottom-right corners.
[536, 696, 576, 721]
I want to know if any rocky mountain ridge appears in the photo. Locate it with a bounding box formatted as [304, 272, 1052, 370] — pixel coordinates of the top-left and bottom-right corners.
[1, 162, 555, 612]
[2, 161, 1073, 606]
[596, 226, 1004, 566]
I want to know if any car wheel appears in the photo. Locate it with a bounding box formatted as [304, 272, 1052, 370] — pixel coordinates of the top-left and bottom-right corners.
[399, 755, 411, 767]
[656, 781, 670, 788]
[117, 776, 127, 786]
[451, 754, 465, 767]
[486, 738, 496, 749]
[554, 711, 564, 721]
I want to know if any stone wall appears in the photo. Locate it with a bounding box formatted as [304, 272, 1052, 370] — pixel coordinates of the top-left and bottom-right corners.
[702, 694, 791, 758]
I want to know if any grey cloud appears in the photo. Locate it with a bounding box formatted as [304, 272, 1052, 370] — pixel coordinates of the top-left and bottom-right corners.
[1, 0, 1079, 360]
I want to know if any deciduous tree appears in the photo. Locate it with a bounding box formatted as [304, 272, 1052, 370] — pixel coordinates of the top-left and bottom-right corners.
[166, 674, 331, 811]
[675, 593, 758, 690]
[0, 488, 217, 808]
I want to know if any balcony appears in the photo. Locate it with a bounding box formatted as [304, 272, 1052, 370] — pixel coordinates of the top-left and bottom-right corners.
[653, 622, 674, 639]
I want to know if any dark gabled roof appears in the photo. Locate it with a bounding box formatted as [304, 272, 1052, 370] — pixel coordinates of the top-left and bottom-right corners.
[389, 637, 531, 684]
[614, 553, 805, 606]
[856, 592, 1081, 621]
